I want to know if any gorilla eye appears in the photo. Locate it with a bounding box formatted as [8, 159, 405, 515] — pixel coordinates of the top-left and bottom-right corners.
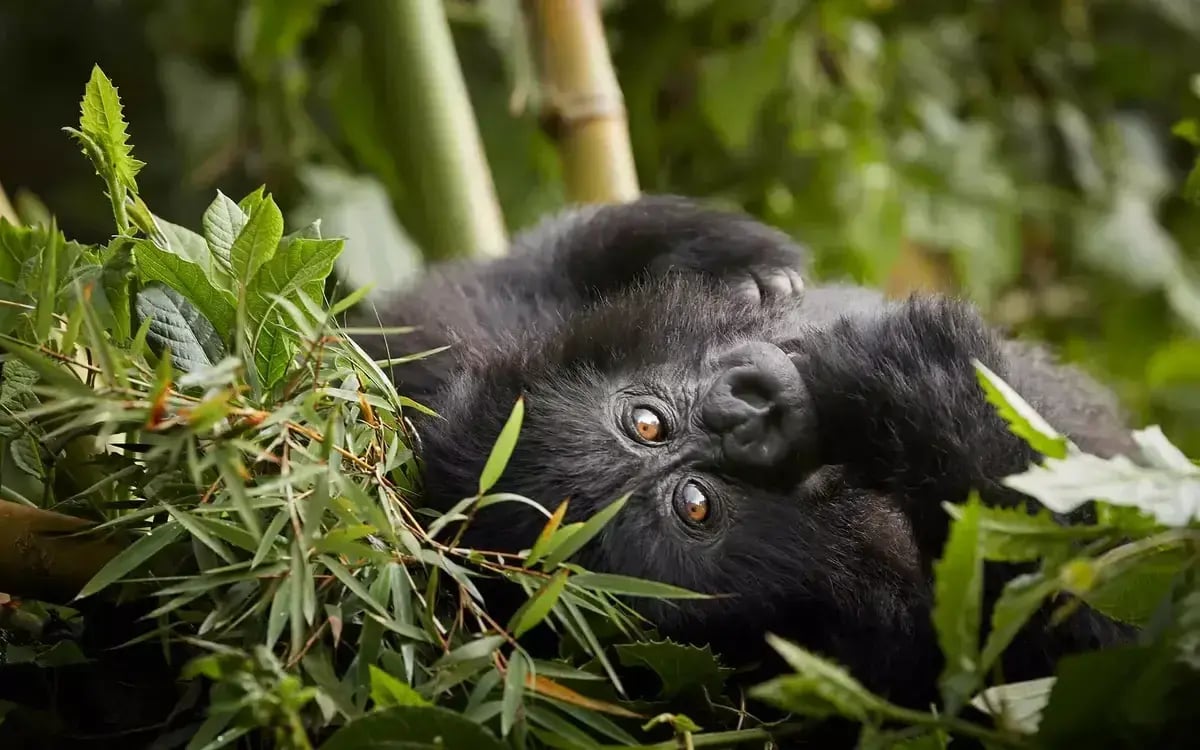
[630, 406, 666, 443]
[676, 482, 710, 524]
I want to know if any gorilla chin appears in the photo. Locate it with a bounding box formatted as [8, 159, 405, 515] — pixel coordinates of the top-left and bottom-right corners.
[355, 195, 1134, 713]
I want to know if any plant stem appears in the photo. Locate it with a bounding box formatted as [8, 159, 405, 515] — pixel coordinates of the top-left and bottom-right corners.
[526, 0, 639, 204]
[352, 0, 508, 261]
[0, 179, 18, 224]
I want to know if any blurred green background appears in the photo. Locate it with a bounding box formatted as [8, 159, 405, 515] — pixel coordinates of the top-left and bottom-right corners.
[2, 0, 1199, 453]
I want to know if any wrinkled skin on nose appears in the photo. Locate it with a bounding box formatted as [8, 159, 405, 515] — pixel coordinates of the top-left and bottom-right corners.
[700, 342, 816, 471]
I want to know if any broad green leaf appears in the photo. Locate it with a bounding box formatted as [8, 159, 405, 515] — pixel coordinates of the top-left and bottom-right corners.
[154, 215, 212, 270]
[541, 495, 629, 570]
[368, 665, 429, 708]
[202, 191, 245, 286]
[134, 283, 226, 374]
[1084, 545, 1193, 626]
[248, 237, 343, 314]
[508, 569, 570, 638]
[570, 572, 710, 599]
[479, 396, 524, 495]
[319, 706, 507, 750]
[229, 194, 283, 288]
[501, 650, 528, 737]
[72, 65, 144, 193]
[970, 677, 1056, 735]
[750, 634, 883, 721]
[132, 239, 236, 335]
[77, 521, 184, 599]
[932, 496, 984, 714]
[975, 360, 1069, 459]
[615, 639, 728, 699]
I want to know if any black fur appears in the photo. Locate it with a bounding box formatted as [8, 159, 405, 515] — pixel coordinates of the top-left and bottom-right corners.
[355, 196, 1133, 713]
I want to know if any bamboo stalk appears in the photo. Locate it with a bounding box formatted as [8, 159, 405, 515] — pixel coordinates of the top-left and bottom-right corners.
[0, 499, 122, 603]
[526, 0, 640, 204]
[352, 0, 508, 260]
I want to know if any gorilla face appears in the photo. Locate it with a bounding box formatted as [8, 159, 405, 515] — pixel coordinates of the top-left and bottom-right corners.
[416, 275, 928, 685]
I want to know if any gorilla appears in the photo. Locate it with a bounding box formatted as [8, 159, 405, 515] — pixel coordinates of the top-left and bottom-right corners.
[355, 195, 1132, 714]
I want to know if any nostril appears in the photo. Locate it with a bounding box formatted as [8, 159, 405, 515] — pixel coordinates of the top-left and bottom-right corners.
[730, 376, 772, 410]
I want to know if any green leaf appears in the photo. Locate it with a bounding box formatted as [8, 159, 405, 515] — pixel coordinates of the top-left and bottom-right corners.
[569, 572, 710, 599]
[77, 521, 184, 599]
[432, 635, 506, 669]
[249, 237, 344, 313]
[615, 639, 728, 699]
[319, 706, 507, 750]
[932, 496, 984, 714]
[697, 30, 788, 151]
[540, 495, 629, 570]
[132, 239, 236, 336]
[965, 504, 1106, 563]
[368, 665, 430, 708]
[1004, 452, 1200, 527]
[229, 194, 283, 288]
[1084, 545, 1192, 626]
[155, 215, 213, 270]
[134, 283, 227, 373]
[508, 569, 570, 638]
[266, 575, 292, 650]
[970, 677, 1055, 735]
[975, 360, 1069, 459]
[501, 651, 528, 737]
[979, 573, 1058, 674]
[33, 218, 60, 343]
[479, 396, 524, 495]
[749, 634, 883, 721]
[73, 64, 144, 193]
[202, 191, 246, 285]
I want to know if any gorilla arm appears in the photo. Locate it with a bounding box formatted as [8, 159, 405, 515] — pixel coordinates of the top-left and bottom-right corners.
[355, 197, 808, 397]
[792, 295, 1132, 559]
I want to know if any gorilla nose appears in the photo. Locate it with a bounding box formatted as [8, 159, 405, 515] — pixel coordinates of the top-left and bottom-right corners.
[700, 342, 814, 470]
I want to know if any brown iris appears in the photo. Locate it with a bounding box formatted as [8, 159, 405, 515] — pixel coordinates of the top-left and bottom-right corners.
[631, 406, 665, 442]
[679, 483, 709, 523]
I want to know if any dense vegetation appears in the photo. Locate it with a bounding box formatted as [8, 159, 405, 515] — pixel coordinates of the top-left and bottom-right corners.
[2, 2, 1200, 749]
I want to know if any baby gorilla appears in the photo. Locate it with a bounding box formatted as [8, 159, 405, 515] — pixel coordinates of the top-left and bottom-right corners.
[357, 196, 1132, 709]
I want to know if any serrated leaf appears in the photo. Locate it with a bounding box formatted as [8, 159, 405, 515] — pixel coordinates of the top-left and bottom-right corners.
[77, 521, 184, 599]
[541, 495, 628, 570]
[75, 65, 144, 192]
[134, 283, 227, 373]
[479, 397, 524, 495]
[229, 194, 283, 288]
[1004, 452, 1200, 527]
[980, 573, 1058, 674]
[970, 677, 1055, 735]
[569, 572, 710, 599]
[501, 651, 529, 736]
[932, 496, 984, 714]
[750, 634, 883, 721]
[966, 505, 1106, 563]
[975, 360, 1069, 459]
[509, 569, 569, 638]
[615, 640, 728, 699]
[368, 665, 429, 708]
[319, 706, 507, 750]
[133, 239, 236, 336]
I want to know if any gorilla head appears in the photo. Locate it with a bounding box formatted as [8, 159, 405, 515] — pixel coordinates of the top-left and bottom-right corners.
[363, 196, 1132, 706]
